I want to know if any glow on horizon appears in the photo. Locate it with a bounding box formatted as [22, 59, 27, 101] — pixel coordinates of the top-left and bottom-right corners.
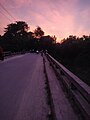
[0, 0, 90, 42]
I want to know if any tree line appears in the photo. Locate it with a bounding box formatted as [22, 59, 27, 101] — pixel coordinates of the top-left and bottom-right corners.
[50, 35, 90, 86]
[0, 21, 56, 52]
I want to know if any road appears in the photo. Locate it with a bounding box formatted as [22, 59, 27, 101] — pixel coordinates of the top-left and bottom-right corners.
[0, 53, 48, 120]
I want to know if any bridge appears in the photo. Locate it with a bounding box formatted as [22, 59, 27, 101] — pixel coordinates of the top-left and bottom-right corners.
[0, 53, 90, 120]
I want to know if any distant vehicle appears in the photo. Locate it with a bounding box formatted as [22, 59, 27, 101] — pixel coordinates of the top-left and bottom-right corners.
[36, 50, 39, 54]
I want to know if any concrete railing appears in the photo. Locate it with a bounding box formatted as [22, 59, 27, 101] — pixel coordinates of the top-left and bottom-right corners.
[46, 53, 90, 120]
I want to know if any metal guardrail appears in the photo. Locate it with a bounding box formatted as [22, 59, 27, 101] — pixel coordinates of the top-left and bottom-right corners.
[4, 51, 12, 57]
[46, 53, 90, 120]
[4, 51, 25, 58]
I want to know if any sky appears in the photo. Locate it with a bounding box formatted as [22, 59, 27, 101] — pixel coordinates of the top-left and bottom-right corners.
[0, 0, 90, 42]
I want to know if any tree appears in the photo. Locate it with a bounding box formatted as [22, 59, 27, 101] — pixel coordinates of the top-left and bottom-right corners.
[4, 21, 28, 36]
[34, 26, 44, 38]
[3, 21, 29, 51]
[40, 35, 56, 51]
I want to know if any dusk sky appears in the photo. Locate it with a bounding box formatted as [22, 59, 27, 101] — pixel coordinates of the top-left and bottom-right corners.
[0, 0, 90, 42]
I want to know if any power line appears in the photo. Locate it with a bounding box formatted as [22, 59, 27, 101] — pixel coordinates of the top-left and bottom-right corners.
[0, 3, 16, 21]
[0, 10, 12, 22]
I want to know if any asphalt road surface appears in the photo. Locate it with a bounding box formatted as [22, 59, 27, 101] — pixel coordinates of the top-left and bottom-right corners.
[0, 53, 48, 120]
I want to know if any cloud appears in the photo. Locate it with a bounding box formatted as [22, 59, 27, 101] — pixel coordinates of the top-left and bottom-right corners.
[0, 0, 90, 41]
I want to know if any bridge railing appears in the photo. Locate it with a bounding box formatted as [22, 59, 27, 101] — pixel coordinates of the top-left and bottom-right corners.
[4, 51, 25, 58]
[46, 53, 90, 120]
[4, 51, 12, 57]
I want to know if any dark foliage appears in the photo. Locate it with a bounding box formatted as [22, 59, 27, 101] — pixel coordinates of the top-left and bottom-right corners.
[0, 21, 55, 52]
[49, 35, 90, 86]
[34, 26, 44, 38]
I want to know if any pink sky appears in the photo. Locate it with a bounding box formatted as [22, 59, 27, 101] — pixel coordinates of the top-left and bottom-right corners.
[0, 0, 90, 42]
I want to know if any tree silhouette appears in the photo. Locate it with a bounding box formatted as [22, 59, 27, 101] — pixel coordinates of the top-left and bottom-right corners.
[3, 21, 29, 51]
[34, 26, 44, 38]
[4, 21, 28, 36]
